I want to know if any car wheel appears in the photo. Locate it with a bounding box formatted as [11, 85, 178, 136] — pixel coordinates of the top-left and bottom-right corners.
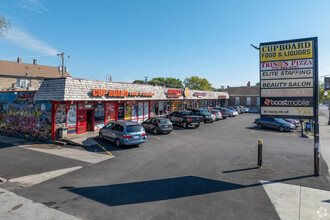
[278, 126, 285, 132]
[153, 128, 158, 135]
[99, 132, 104, 140]
[182, 121, 188, 128]
[195, 124, 200, 128]
[223, 117, 227, 120]
[257, 123, 262, 129]
[115, 138, 121, 147]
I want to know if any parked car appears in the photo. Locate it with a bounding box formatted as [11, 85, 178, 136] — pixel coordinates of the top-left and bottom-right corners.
[232, 106, 242, 114]
[238, 106, 249, 113]
[227, 107, 239, 116]
[187, 108, 215, 123]
[254, 118, 295, 132]
[214, 107, 229, 119]
[168, 110, 203, 128]
[142, 117, 173, 134]
[283, 119, 300, 128]
[208, 109, 222, 120]
[99, 121, 147, 147]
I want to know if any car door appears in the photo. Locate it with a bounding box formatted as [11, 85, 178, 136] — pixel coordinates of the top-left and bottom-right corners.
[142, 119, 151, 131]
[170, 112, 178, 124]
[104, 123, 113, 140]
[150, 119, 157, 130]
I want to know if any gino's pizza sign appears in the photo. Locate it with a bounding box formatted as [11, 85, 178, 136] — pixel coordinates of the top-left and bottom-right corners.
[92, 89, 154, 97]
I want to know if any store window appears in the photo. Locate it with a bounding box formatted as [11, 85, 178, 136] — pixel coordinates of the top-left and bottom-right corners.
[246, 97, 251, 106]
[94, 104, 105, 129]
[118, 103, 125, 121]
[235, 97, 240, 105]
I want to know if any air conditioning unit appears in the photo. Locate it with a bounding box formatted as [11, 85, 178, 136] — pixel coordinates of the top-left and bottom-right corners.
[27, 87, 35, 91]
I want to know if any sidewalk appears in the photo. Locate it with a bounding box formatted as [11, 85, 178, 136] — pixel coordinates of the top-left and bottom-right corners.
[59, 131, 99, 147]
[0, 135, 31, 146]
[320, 114, 330, 174]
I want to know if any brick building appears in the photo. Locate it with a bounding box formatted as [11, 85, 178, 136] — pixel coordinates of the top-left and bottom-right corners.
[225, 82, 260, 112]
[0, 57, 70, 91]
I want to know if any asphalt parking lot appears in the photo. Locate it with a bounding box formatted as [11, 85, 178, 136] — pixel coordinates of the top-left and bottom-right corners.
[1, 113, 329, 220]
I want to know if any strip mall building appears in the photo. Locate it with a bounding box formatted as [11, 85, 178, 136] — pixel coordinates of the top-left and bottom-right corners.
[0, 78, 229, 141]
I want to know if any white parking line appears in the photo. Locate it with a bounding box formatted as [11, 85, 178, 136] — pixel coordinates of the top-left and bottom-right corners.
[9, 166, 82, 187]
[20, 146, 114, 164]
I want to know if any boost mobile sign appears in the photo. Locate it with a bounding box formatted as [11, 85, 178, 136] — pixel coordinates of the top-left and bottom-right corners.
[260, 37, 318, 119]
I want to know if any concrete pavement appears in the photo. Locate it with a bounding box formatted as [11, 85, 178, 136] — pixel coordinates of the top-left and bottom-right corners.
[320, 104, 330, 174]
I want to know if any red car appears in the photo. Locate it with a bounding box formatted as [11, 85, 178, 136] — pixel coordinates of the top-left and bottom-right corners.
[283, 119, 300, 128]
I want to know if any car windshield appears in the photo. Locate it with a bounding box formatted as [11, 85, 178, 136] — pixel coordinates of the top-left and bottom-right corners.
[213, 110, 220, 113]
[126, 125, 143, 133]
[275, 118, 287, 123]
[200, 110, 209, 114]
[181, 111, 192, 115]
[159, 119, 171, 124]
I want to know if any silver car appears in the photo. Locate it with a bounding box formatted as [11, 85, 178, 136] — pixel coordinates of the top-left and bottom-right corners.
[99, 121, 147, 147]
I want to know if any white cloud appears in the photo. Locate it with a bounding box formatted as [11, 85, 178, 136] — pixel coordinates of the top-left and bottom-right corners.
[17, 0, 48, 14]
[4, 28, 59, 55]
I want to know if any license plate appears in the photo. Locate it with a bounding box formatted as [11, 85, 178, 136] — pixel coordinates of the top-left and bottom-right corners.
[134, 136, 139, 139]
[164, 125, 169, 127]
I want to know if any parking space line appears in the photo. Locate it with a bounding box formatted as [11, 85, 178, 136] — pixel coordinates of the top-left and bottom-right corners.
[150, 135, 161, 139]
[171, 132, 176, 134]
[97, 143, 113, 156]
[251, 129, 299, 136]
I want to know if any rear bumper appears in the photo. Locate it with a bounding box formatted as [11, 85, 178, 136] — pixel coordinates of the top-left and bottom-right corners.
[121, 138, 147, 146]
[159, 127, 173, 133]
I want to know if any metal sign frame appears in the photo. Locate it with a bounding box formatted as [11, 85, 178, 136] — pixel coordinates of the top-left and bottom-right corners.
[259, 37, 318, 120]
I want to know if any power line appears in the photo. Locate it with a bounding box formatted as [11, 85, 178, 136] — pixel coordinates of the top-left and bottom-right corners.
[0, 53, 58, 60]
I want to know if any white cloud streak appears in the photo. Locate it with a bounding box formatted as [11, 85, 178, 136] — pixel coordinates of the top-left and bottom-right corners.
[4, 28, 59, 55]
[17, 0, 48, 14]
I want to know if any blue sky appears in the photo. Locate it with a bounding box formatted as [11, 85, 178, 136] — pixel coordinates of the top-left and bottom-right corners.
[1, 0, 330, 87]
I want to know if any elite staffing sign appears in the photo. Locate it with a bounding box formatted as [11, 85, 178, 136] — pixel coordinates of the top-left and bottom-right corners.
[259, 37, 318, 119]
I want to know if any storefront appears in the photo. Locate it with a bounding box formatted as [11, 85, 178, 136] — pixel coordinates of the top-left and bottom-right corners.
[33, 78, 229, 141]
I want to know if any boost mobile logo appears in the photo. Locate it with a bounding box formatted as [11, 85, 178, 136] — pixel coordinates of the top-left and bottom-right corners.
[264, 98, 310, 106]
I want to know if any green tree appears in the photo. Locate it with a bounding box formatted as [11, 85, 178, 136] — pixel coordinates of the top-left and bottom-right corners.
[0, 15, 10, 37]
[148, 77, 184, 88]
[255, 82, 260, 86]
[319, 83, 326, 104]
[184, 76, 212, 91]
[133, 80, 145, 84]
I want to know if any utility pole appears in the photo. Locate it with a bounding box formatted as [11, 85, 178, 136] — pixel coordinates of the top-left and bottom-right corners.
[57, 53, 65, 78]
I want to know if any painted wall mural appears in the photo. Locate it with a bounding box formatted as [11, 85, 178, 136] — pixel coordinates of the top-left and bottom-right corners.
[0, 92, 52, 141]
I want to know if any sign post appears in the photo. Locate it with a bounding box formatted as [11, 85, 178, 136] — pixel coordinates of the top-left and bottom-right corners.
[259, 37, 319, 176]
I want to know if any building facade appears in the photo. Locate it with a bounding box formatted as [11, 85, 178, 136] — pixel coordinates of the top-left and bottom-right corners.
[225, 84, 260, 112]
[32, 78, 229, 140]
[0, 58, 70, 91]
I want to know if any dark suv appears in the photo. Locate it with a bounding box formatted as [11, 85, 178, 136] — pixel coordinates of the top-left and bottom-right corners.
[187, 108, 214, 123]
[214, 107, 229, 119]
[142, 117, 173, 134]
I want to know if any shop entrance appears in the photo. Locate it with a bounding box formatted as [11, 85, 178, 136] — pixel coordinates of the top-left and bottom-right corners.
[87, 110, 93, 131]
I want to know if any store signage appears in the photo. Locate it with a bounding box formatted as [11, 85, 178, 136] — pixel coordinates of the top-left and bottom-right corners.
[261, 78, 313, 88]
[261, 107, 313, 117]
[325, 77, 330, 90]
[218, 95, 227, 99]
[259, 37, 317, 119]
[260, 59, 313, 71]
[261, 88, 313, 97]
[261, 69, 313, 79]
[183, 87, 189, 97]
[261, 97, 313, 107]
[193, 92, 206, 97]
[260, 40, 313, 62]
[92, 89, 154, 98]
[78, 104, 94, 110]
[167, 89, 182, 98]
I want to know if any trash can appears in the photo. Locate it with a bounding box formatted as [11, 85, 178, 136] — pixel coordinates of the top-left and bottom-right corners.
[305, 122, 312, 131]
[59, 127, 68, 138]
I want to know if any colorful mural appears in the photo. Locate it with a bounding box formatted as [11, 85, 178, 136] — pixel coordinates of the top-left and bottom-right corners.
[0, 92, 52, 141]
